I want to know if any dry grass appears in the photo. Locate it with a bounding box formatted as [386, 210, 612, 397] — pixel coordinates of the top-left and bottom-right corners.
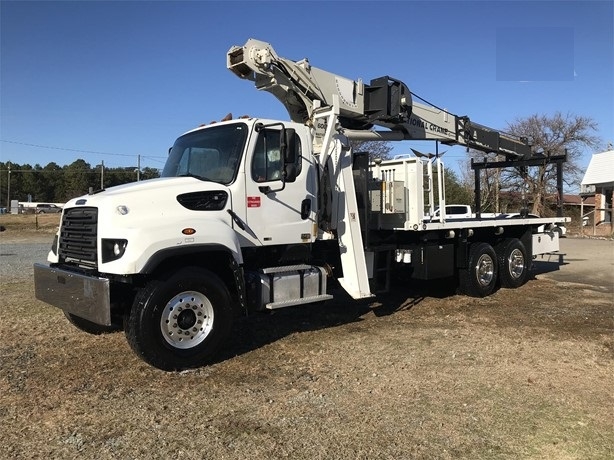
[0, 213, 60, 238]
[1, 259, 612, 460]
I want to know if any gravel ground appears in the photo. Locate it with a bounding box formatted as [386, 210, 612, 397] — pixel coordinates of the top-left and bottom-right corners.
[0, 235, 53, 283]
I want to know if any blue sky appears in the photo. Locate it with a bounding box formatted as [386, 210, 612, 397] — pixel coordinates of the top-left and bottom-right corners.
[1, 0, 612, 181]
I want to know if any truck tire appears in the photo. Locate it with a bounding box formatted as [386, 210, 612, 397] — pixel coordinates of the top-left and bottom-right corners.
[496, 238, 529, 289]
[552, 226, 565, 238]
[458, 242, 498, 297]
[125, 267, 233, 371]
[63, 312, 122, 334]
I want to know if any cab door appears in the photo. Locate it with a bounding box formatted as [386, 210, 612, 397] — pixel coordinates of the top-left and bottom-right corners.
[242, 127, 315, 246]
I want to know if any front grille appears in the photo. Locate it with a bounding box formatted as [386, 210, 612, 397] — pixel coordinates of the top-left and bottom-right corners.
[59, 207, 98, 268]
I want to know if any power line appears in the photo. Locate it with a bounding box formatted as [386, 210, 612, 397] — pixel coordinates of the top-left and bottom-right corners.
[140, 155, 167, 165]
[1, 139, 133, 157]
[0, 139, 166, 160]
[0, 169, 157, 174]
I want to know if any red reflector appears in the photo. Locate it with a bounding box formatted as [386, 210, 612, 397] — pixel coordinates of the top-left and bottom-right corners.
[182, 228, 196, 235]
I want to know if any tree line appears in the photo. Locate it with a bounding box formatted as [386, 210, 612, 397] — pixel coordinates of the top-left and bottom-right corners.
[0, 159, 160, 205]
[2, 149, 476, 209]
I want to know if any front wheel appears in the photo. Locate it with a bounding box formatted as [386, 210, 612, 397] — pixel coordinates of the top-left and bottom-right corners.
[458, 242, 498, 297]
[125, 267, 233, 371]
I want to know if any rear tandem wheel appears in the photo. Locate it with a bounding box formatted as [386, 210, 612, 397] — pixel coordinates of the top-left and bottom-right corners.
[496, 238, 529, 289]
[458, 242, 498, 297]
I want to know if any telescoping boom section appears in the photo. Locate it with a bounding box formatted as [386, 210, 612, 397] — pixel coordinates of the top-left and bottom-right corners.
[227, 38, 532, 160]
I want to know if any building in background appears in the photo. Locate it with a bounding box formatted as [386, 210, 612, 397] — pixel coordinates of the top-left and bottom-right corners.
[581, 149, 614, 235]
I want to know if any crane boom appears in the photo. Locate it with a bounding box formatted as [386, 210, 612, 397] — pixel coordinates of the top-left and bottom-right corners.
[227, 38, 531, 159]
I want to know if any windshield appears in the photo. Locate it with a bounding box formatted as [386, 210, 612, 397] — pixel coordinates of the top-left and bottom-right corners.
[162, 123, 248, 185]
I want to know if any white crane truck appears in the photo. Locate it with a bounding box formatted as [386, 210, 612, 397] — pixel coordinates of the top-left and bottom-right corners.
[34, 39, 568, 371]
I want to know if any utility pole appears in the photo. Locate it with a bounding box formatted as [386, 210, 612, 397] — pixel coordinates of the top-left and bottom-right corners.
[100, 160, 104, 189]
[7, 162, 11, 210]
[495, 154, 500, 213]
[137, 155, 141, 181]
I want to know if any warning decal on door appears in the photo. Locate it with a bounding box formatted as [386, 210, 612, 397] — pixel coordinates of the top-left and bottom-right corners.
[247, 196, 261, 208]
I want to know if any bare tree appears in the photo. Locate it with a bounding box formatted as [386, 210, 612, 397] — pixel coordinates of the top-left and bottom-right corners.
[504, 112, 601, 215]
[349, 139, 393, 162]
[460, 152, 499, 212]
[460, 151, 521, 213]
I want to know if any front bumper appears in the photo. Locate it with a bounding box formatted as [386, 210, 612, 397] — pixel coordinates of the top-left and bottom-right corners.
[34, 263, 112, 326]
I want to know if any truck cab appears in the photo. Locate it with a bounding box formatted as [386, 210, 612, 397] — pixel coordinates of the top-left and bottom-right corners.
[161, 119, 316, 249]
[35, 117, 336, 370]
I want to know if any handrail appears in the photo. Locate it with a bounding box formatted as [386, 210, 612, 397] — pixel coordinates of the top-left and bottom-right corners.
[581, 206, 613, 236]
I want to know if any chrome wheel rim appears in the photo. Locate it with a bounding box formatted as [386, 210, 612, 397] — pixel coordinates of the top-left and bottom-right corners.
[475, 254, 495, 286]
[507, 248, 525, 279]
[160, 290, 214, 349]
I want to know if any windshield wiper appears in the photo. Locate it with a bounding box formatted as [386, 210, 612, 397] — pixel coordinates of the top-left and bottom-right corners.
[178, 173, 211, 182]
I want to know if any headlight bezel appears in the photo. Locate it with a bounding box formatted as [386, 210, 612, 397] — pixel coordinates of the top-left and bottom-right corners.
[101, 238, 128, 263]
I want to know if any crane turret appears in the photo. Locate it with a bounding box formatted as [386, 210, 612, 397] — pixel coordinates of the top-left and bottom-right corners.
[227, 38, 531, 159]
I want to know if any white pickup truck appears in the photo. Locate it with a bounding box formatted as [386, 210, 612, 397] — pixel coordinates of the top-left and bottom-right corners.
[431, 205, 474, 220]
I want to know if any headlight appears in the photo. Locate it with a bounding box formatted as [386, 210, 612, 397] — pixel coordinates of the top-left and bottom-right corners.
[101, 239, 128, 263]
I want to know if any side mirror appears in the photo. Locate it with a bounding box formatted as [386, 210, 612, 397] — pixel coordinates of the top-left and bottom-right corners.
[284, 163, 297, 183]
[258, 125, 298, 194]
[282, 129, 297, 182]
[282, 129, 296, 164]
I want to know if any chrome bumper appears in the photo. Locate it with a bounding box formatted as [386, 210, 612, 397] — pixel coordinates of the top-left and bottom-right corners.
[34, 263, 112, 326]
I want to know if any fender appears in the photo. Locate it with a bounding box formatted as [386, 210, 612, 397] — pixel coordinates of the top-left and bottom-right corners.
[127, 218, 244, 274]
[140, 241, 247, 317]
[140, 243, 241, 275]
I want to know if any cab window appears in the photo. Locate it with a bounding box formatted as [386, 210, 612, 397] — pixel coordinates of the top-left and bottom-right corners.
[251, 129, 302, 183]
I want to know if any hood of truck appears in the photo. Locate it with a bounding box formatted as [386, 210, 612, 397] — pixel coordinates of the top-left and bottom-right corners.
[65, 177, 227, 208]
[58, 177, 242, 273]
[63, 177, 235, 233]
